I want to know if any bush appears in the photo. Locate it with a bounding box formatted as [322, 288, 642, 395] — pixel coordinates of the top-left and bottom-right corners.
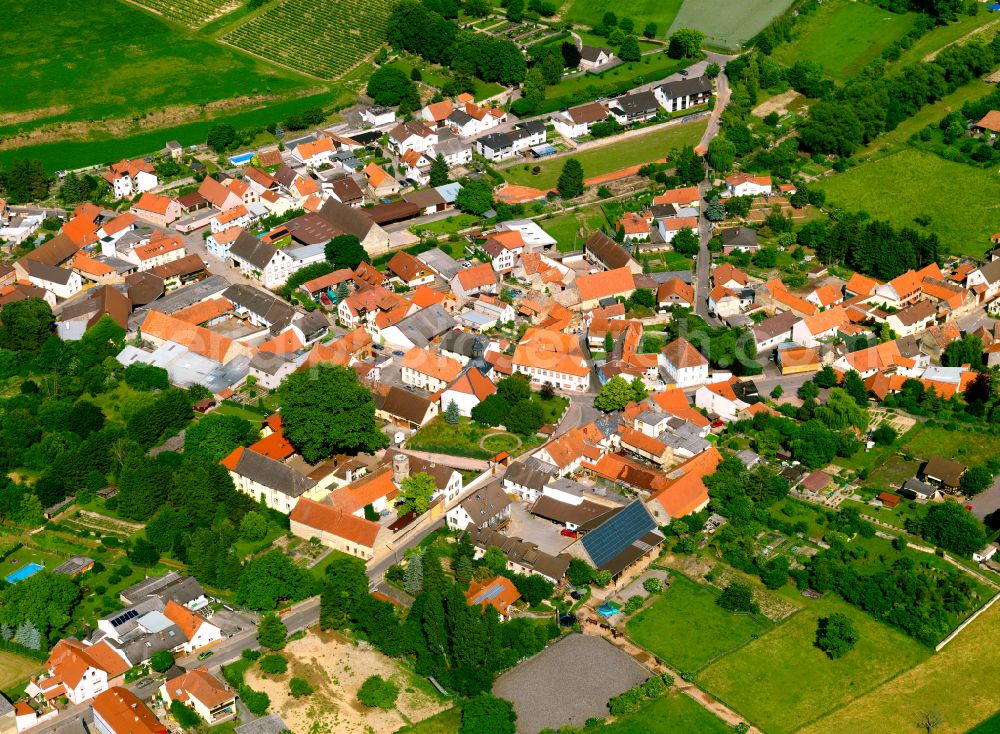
[150, 650, 174, 672]
[241, 648, 262, 661]
[169, 700, 202, 729]
[642, 577, 662, 594]
[357, 675, 399, 709]
[289, 677, 314, 698]
[258, 654, 287, 675]
[240, 687, 270, 716]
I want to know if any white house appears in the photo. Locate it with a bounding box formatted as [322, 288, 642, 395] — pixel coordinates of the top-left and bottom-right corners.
[695, 381, 750, 422]
[708, 285, 741, 318]
[162, 600, 223, 654]
[551, 101, 608, 139]
[439, 367, 497, 417]
[104, 159, 158, 200]
[724, 173, 772, 197]
[482, 230, 525, 272]
[966, 259, 1000, 302]
[791, 306, 849, 348]
[223, 446, 317, 514]
[210, 204, 253, 234]
[474, 122, 546, 162]
[579, 44, 614, 71]
[160, 668, 237, 726]
[657, 216, 699, 244]
[26, 639, 129, 705]
[659, 337, 709, 388]
[293, 137, 337, 168]
[654, 76, 713, 112]
[361, 105, 396, 127]
[388, 121, 438, 155]
[24, 260, 83, 300]
[400, 347, 463, 392]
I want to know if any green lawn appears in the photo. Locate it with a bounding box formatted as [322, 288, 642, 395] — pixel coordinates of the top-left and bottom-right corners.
[591, 692, 734, 733]
[817, 149, 1000, 258]
[1, 546, 63, 580]
[410, 214, 481, 237]
[965, 710, 1000, 734]
[666, 0, 797, 49]
[901, 424, 1000, 466]
[0, 0, 310, 159]
[540, 205, 611, 251]
[395, 707, 463, 734]
[504, 120, 707, 189]
[214, 402, 270, 423]
[771, 0, 918, 81]
[543, 53, 691, 113]
[407, 417, 544, 459]
[566, 0, 683, 37]
[627, 574, 769, 672]
[892, 12, 1000, 67]
[698, 595, 930, 734]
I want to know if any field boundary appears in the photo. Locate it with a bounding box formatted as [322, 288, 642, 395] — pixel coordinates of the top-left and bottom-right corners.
[936, 589, 1000, 651]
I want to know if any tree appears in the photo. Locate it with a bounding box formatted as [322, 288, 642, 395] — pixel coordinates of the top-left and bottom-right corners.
[367, 67, 417, 106]
[124, 363, 170, 391]
[814, 365, 838, 388]
[259, 654, 287, 675]
[667, 28, 704, 58]
[705, 196, 726, 221]
[643, 577, 662, 594]
[630, 377, 648, 402]
[14, 494, 43, 527]
[456, 178, 495, 215]
[325, 233, 369, 270]
[460, 695, 517, 734]
[594, 570, 612, 586]
[170, 699, 203, 729]
[673, 146, 705, 186]
[619, 35, 641, 62]
[920, 502, 987, 557]
[184, 413, 257, 462]
[398, 472, 437, 516]
[504, 399, 543, 436]
[150, 649, 174, 672]
[706, 62, 721, 79]
[127, 538, 161, 568]
[240, 510, 268, 541]
[604, 332, 614, 353]
[0, 298, 54, 352]
[557, 158, 584, 199]
[842, 370, 868, 407]
[278, 364, 387, 462]
[404, 553, 424, 595]
[13, 620, 40, 650]
[320, 557, 369, 630]
[717, 581, 757, 614]
[257, 613, 288, 651]
[512, 574, 554, 605]
[916, 712, 943, 734]
[870, 424, 897, 446]
[643, 21, 657, 38]
[771, 385, 784, 399]
[814, 613, 858, 659]
[357, 675, 399, 709]
[540, 52, 563, 85]
[430, 154, 450, 187]
[206, 124, 236, 153]
[444, 399, 461, 425]
[671, 227, 700, 256]
[522, 67, 547, 109]
[960, 467, 993, 497]
[237, 551, 320, 611]
[595, 376, 635, 412]
[567, 558, 596, 586]
[289, 677, 314, 698]
[561, 41, 581, 68]
[497, 374, 531, 404]
[707, 137, 736, 173]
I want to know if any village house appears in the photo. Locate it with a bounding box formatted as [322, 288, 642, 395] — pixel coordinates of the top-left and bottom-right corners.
[451, 262, 499, 299]
[791, 306, 849, 348]
[607, 91, 660, 125]
[131, 192, 181, 227]
[466, 577, 521, 620]
[222, 446, 318, 514]
[552, 101, 609, 138]
[401, 347, 463, 392]
[658, 337, 709, 388]
[160, 667, 236, 726]
[388, 121, 438, 155]
[579, 44, 614, 71]
[575, 267, 636, 310]
[446, 481, 511, 532]
[27, 639, 130, 705]
[513, 327, 591, 391]
[386, 250, 434, 288]
[657, 215, 699, 244]
[24, 260, 83, 300]
[974, 110, 1000, 139]
[293, 137, 337, 168]
[475, 122, 547, 162]
[657, 278, 695, 311]
[104, 159, 157, 200]
[724, 173, 772, 197]
[92, 687, 165, 734]
[362, 105, 396, 127]
[440, 366, 497, 417]
[720, 226, 759, 254]
[482, 230, 526, 272]
[654, 76, 712, 112]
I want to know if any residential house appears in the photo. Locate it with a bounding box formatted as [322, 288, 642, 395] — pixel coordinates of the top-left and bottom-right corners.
[886, 299, 937, 337]
[24, 260, 83, 300]
[475, 122, 546, 162]
[966, 259, 1000, 303]
[551, 102, 609, 139]
[401, 347, 463, 391]
[513, 327, 591, 391]
[131, 193, 181, 227]
[440, 366, 497, 417]
[922, 455, 967, 493]
[160, 668, 236, 725]
[27, 639, 130, 705]
[126, 232, 187, 271]
[162, 600, 222, 655]
[210, 204, 253, 234]
[720, 227, 759, 254]
[974, 110, 1000, 139]
[584, 231, 642, 274]
[293, 137, 336, 168]
[708, 285, 741, 317]
[695, 379, 759, 422]
[388, 121, 438, 155]
[482, 230, 526, 272]
[565, 500, 665, 582]
[466, 526, 571, 583]
[713, 262, 749, 290]
[654, 76, 712, 112]
[386, 251, 434, 288]
[446, 481, 511, 532]
[657, 215, 699, 244]
[659, 337, 709, 387]
[725, 173, 772, 197]
[579, 44, 614, 71]
[222, 447, 317, 513]
[227, 230, 298, 288]
[92, 687, 165, 734]
[362, 105, 396, 127]
[575, 267, 636, 310]
[198, 176, 243, 212]
[290, 496, 384, 560]
[451, 262, 498, 299]
[806, 283, 844, 310]
[751, 310, 797, 354]
[374, 384, 439, 428]
[647, 447, 721, 522]
[656, 277, 695, 310]
[618, 211, 651, 243]
[466, 577, 520, 620]
[607, 91, 660, 125]
[791, 306, 849, 347]
[844, 272, 881, 299]
[104, 159, 157, 200]
[778, 345, 821, 375]
[653, 186, 701, 209]
[328, 176, 366, 207]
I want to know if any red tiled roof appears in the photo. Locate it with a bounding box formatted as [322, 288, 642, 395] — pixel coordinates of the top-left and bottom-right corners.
[290, 497, 381, 547]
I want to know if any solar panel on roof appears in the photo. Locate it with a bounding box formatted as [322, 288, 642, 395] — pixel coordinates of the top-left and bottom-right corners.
[581, 501, 656, 570]
[110, 608, 140, 627]
[473, 584, 505, 604]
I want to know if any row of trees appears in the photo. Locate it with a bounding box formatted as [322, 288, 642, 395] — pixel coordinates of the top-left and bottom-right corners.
[0, 159, 50, 204]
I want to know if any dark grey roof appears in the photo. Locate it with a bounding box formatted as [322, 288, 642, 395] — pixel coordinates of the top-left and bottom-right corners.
[418, 248, 462, 280]
[128, 275, 230, 329]
[52, 556, 94, 576]
[229, 230, 278, 270]
[900, 477, 938, 498]
[295, 310, 329, 340]
[478, 132, 513, 150]
[458, 481, 510, 528]
[222, 284, 296, 331]
[721, 227, 758, 248]
[585, 230, 634, 270]
[611, 91, 658, 116]
[503, 457, 558, 491]
[752, 310, 797, 342]
[448, 109, 476, 126]
[249, 350, 298, 376]
[233, 449, 317, 497]
[120, 572, 207, 607]
[657, 75, 712, 98]
[579, 500, 662, 573]
[318, 199, 378, 240]
[440, 329, 484, 358]
[393, 303, 456, 348]
[374, 386, 435, 425]
[273, 165, 298, 189]
[517, 120, 545, 135]
[115, 625, 187, 665]
[580, 44, 612, 63]
[0, 694, 15, 718]
[385, 449, 458, 491]
[467, 527, 571, 581]
[25, 259, 74, 285]
[531, 496, 612, 526]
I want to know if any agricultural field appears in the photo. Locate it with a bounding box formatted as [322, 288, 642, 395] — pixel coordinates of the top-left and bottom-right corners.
[892, 11, 1000, 67]
[627, 574, 769, 672]
[698, 595, 930, 734]
[565, 0, 684, 37]
[223, 0, 390, 79]
[817, 150, 1000, 258]
[503, 119, 707, 189]
[128, 0, 238, 27]
[666, 0, 796, 50]
[801, 599, 1000, 734]
[900, 425, 1000, 467]
[0, 650, 43, 695]
[770, 0, 918, 82]
[0, 0, 309, 153]
[591, 692, 734, 734]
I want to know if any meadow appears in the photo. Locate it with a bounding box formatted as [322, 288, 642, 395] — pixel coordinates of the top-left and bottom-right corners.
[0, 651, 43, 696]
[817, 150, 1000, 258]
[541, 205, 612, 251]
[565, 0, 684, 37]
[503, 119, 707, 189]
[770, 0, 918, 82]
[801, 599, 1000, 734]
[592, 692, 734, 733]
[892, 11, 1000, 67]
[222, 0, 391, 79]
[627, 574, 769, 672]
[698, 595, 930, 734]
[0, 0, 309, 146]
[666, 0, 796, 50]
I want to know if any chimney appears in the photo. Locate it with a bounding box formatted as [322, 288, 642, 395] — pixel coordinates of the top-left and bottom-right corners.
[392, 453, 410, 485]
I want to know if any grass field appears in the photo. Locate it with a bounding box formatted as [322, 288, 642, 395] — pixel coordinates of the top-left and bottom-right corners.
[892, 12, 1000, 67]
[222, 0, 390, 79]
[698, 595, 930, 734]
[771, 0, 918, 82]
[666, 0, 796, 49]
[627, 574, 769, 672]
[591, 692, 734, 733]
[0, 0, 308, 147]
[969, 711, 1000, 734]
[0, 650, 43, 695]
[901, 425, 1000, 466]
[395, 707, 463, 733]
[817, 150, 1000, 258]
[1, 546, 63, 581]
[565, 0, 683, 37]
[541, 205, 611, 251]
[504, 120, 707, 189]
[130, 0, 236, 27]
[407, 417, 545, 459]
[801, 599, 1000, 734]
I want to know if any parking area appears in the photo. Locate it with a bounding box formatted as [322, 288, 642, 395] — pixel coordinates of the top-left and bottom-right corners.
[207, 607, 257, 637]
[507, 502, 576, 556]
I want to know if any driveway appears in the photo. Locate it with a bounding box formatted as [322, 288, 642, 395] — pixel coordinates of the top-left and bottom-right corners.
[508, 502, 575, 556]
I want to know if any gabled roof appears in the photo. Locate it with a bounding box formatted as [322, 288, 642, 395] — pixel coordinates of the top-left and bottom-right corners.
[661, 337, 708, 369]
[801, 305, 849, 336]
[653, 186, 700, 207]
[466, 576, 520, 614]
[584, 230, 634, 270]
[92, 688, 163, 734]
[387, 251, 432, 283]
[166, 667, 233, 709]
[712, 262, 748, 287]
[45, 639, 129, 689]
[140, 310, 236, 363]
[402, 346, 462, 382]
[290, 497, 381, 547]
[565, 101, 608, 125]
[456, 262, 497, 290]
[446, 367, 497, 400]
[650, 447, 721, 518]
[225, 447, 316, 497]
[576, 266, 636, 302]
[845, 272, 880, 296]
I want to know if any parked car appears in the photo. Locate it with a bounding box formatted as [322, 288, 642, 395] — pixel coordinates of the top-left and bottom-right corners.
[197, 651, 214, 660]
[392, 350, 405, 357]
[319, 293, 332, 307]
[136, 678, 153, 688]
[560, 528, 579, 538]
[679, 68, 689, 76]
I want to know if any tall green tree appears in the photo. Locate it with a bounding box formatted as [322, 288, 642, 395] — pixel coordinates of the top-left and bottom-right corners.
[398, 472, 437, 516]
[257, 612, 288, 650]
[278, 364, 388, 462]
[0, 299, 54, 353]
[557, 158, 584, 199]
[325, 233, 369, 270]
[429, 154, 450, 187]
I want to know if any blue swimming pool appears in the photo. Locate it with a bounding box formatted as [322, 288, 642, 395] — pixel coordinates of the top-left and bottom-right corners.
[228, 152, 254, 165]
[5, 563, 43, 584]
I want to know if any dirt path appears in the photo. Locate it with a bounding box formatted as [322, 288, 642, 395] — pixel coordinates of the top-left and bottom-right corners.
[924, 18, 1000, 61]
